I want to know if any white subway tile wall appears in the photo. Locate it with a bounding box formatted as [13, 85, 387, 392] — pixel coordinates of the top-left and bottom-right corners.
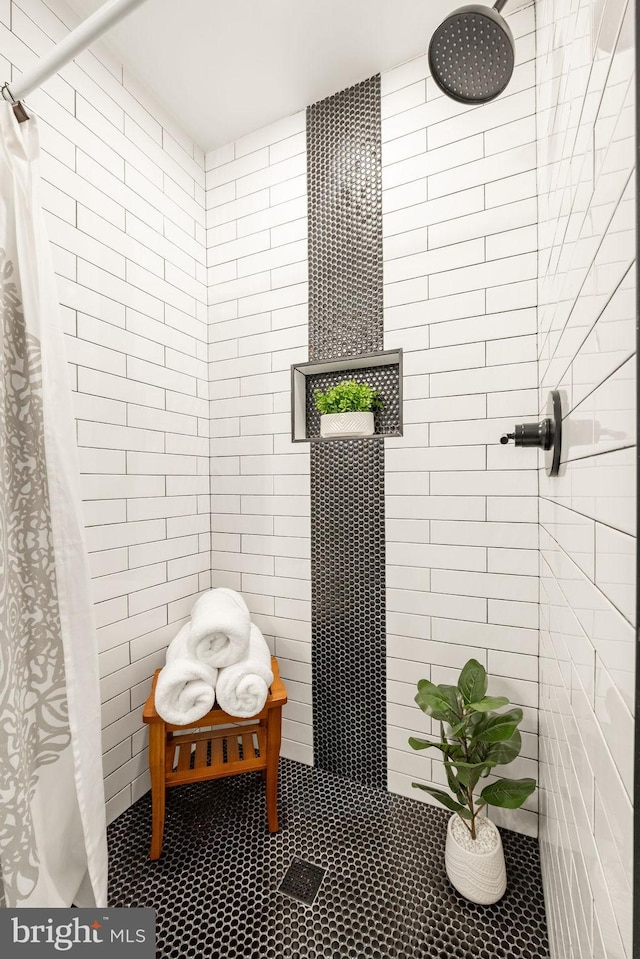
[8, 8, 636, 925]
[205, 114, 311, 766]
[4, 0, 209, 822]
[381, 3, 540, 837]
[537, 0, 635, 957]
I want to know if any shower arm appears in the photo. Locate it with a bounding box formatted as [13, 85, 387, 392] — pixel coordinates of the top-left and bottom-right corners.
[493, 0, 509, 11]
[1, 0, 151, 117]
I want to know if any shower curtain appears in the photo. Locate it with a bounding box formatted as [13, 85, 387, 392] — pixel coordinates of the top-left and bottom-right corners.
[0, 104, 107, 907]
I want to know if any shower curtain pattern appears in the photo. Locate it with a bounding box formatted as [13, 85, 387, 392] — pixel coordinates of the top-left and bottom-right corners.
[0, 104, 107, 908]
[0, 248, 70, 902]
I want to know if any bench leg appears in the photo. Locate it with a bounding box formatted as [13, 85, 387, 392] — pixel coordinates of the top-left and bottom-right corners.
[265, 707, 282, 833]
[148, 723, 166, 860]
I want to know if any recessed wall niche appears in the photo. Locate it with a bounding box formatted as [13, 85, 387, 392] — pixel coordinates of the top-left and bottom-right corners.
[290, 349, 403, 442]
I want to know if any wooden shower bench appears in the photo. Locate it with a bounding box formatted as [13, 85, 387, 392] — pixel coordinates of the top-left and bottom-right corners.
[142, 657, 287, 860]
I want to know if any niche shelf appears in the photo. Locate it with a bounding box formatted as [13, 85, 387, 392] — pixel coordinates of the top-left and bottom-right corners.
[290, 349, 403, 443]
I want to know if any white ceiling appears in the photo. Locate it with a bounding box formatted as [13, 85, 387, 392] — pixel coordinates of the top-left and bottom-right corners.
[66, 0, 465, 152]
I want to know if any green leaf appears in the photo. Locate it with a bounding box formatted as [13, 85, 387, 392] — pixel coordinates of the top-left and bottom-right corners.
[457, 659, 487, 705]
[480, 777, 537, 809]
[449, 759, 491, 791]
[414, 682, 456, 723]
[443, 760, 465, 800]
[440, 725, 466, 800]
[473, 707, 523, 744]
[408, 736, 441, 751]
[448, 760, 491, 770]
[465, 711, 487, 749]
[467, 696, 510, 712]
[438, 724, 465, 761]
[313, 379, 383, 414]
[468, 710, 487, 734]
[439, 684, 464, 718]
[449, 720, 468, 737]
[451, 765, 475, 791]
[485, 730, 522, 767]
[411, 784, 472, 819]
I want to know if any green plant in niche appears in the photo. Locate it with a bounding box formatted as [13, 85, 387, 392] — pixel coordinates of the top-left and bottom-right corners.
[409, 658, 536, 840]
[314, 379, 383, 414]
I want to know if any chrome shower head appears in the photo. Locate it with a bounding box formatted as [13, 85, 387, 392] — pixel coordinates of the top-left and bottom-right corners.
[428, 0, 515, 104]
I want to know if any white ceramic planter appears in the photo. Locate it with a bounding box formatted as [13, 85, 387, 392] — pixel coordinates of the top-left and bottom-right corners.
[444, 814, 507, 905]
[320, 411, 375, 438]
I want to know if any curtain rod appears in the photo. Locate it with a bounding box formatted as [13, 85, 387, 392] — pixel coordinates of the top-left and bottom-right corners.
[2, 0, 151, 123]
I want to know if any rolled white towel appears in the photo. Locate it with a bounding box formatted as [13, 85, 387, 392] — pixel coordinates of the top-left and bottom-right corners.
[165, 621, 195, 664]
[188, 588, 251, 668]
[216, 623, 274, 718]
[155, 658, 218, 725]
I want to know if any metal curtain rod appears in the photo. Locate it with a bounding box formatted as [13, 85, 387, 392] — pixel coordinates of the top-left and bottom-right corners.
[2, 0, 151, 123]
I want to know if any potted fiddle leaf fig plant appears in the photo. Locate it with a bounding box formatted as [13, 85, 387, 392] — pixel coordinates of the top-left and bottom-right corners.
[409, 658, 536, 905]
[314, 379, 383, 438]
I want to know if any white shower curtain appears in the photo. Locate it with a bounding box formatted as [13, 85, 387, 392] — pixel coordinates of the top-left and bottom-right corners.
[0, 104, 107, 907]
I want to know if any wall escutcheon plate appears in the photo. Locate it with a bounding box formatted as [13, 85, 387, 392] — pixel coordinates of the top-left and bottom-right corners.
[544, 389, 562, 477]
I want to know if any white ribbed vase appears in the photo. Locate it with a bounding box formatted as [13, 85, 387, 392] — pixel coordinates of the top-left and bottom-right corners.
[445, 815, 507, 905]
[320, 411, 375, 438]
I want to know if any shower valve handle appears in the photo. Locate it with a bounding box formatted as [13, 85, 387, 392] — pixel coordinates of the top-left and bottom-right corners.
[500, 420, 553, 449]
[499, 391, 562, 478]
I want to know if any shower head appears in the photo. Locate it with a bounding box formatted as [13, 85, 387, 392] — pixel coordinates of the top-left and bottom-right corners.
[428, 0, 515, 104]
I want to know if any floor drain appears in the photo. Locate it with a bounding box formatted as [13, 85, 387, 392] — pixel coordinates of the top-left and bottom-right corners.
[278, 858, 326, 906]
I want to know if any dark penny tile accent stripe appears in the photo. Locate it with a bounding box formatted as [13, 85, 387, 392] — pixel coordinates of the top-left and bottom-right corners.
[306, 76, 387, 787]
[307, 75, 383, 363]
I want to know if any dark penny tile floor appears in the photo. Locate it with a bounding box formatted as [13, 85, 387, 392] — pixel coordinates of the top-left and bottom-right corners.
[107, 759, 549, 959]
